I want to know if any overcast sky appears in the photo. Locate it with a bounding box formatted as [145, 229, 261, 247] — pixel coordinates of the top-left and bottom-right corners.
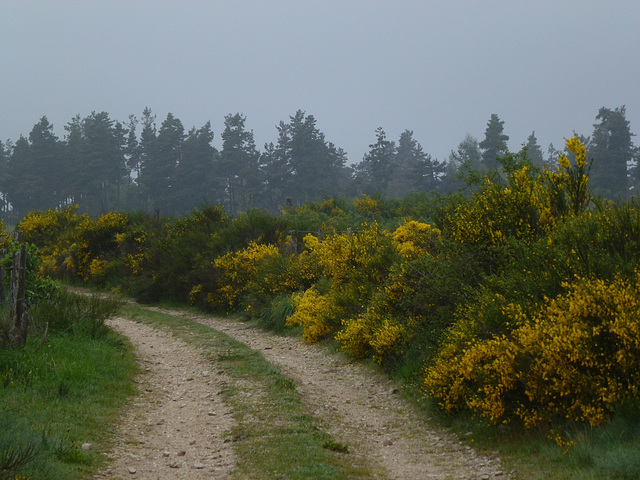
[2, 1, 639, 164]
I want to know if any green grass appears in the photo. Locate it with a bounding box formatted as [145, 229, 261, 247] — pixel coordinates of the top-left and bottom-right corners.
[120, 304, 378, 479]
[0, 314, 138, 479]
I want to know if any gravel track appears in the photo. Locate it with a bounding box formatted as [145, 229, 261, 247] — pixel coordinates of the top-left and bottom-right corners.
[97, 307, 511, 479]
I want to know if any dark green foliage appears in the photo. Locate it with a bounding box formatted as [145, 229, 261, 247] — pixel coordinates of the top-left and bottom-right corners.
[588, 106, 635, 199]
[173, 122, 218, 213]
[524, 131, 545, 168]
[253, 294, 296, 334]
[0, 242, 60, 308]
[354, 127, 396, 196]
[479, 113, 509, 170]
[218, 113, 262, 214]
[29, 290, 121, 338]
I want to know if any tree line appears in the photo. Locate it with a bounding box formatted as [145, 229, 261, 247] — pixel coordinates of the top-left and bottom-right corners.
[0, 106, 637, 220]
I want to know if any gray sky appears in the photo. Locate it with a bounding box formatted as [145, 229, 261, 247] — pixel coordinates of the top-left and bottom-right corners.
[2, 1, 639, 164]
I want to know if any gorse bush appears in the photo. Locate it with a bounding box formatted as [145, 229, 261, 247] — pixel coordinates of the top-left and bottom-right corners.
[424, 273, 640, 428]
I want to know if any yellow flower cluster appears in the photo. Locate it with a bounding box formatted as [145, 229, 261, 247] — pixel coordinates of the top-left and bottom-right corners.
[424, 273, 640, 427]
[449, 166, 555, 246]
[304, 223, 390, 286]
[74, 212, 128, 281]
[286, 223, 395, 345]
[335, 270, 415, 363]
[353, 194, 382, 215]
[89, 258, 109, 278]
[17, 206, 85, 276]
[546, 135, 590, 216]
[392, 220, 441, 259]
[318, 197, 348, 217]
[285, 287, 340, 343]
[189, 284, 203, 306]
[212, 242, 281, 309]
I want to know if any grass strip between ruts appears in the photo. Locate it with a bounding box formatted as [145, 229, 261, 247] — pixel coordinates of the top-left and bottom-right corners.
[120, 303, 378, 480]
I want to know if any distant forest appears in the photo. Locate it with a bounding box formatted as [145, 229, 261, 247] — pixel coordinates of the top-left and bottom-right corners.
[0, 106, 637, 220]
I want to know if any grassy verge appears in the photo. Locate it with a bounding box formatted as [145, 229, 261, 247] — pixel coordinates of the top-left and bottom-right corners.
[120, 304, 377, 480]
[0, 292, 138, 480]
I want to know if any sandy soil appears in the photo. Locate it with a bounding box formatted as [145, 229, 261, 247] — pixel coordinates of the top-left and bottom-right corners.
[96, 307, 511, 479]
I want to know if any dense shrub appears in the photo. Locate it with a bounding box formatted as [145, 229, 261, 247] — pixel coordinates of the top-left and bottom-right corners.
[425, 274, 640, 428]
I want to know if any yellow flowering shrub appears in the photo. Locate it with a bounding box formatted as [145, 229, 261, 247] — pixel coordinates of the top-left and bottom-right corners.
[353, 194, 382, 216]
[304, 223, 392, 287]
[392, 220, 441, 259]
[17, 206, 85, 276]
[424, 273, 640, 427]
[334, 314, 372, 358]
[212, 242, 281, 310]
[318, 197, 348, 217]
[189, 283, 203, 306]
[282, 249, 322, 291]
[0, 222, 8, 250]
[285, 287, 342, 343]
[543, 135, 591, 217]
[335, 265, 423, 364]
[447, 136, 590, 248]
[73, 211, 128, 281]
[449, 166, 555, 246]
[285, 223, 397, 345]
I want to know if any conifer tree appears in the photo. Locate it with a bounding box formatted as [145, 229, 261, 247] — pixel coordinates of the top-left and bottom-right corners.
[588, 106, 635, 199]
[479, 114, 509, 169]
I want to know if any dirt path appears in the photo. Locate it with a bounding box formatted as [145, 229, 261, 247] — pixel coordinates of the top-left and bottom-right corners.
[95, 317, 236, 479]
[97, 305, 511, 479]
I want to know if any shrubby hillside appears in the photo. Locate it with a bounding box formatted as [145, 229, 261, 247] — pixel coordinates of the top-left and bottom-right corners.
[12, 136, 640, 439]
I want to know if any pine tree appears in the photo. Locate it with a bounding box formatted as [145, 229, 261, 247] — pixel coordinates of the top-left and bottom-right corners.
[588, 106, 635, 199]
[138, 111, 184, 214]
[355, 127, 396, 195]
[78, 111, 127, 214]
[479, 114, 509, 170]
[27, 116, 63, 210]
[441, 134, 482, 193]
[392, 130, 442, 196]
[524, 131, 544, 167]
[219, 113, 261, 214]
[0, 140, 8, 216]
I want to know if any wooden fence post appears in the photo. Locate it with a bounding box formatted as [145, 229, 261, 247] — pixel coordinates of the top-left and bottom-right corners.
[0, 248, 5, 307]
[9, 239, 28, 346]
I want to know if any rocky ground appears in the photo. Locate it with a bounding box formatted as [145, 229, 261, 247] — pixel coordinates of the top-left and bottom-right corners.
[96, 307, 511, 479]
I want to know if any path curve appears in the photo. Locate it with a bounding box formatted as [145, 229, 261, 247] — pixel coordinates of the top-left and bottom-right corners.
[150, 308, 510, 480]
[95, 317, 236, 479]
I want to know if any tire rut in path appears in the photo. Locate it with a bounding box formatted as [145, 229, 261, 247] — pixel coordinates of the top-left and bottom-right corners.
[96, 317, 236, 479]
[151, 308, 510, 480]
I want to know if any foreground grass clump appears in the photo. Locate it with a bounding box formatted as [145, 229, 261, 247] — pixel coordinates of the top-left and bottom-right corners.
[0, 291, 137, 480]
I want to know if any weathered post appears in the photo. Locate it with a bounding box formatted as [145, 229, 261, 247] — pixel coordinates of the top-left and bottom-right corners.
[15, 244, 28, 346]
[289, 230, 298, 254]
[9, 235, 28, 346]
[0, 248, 5, 306]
